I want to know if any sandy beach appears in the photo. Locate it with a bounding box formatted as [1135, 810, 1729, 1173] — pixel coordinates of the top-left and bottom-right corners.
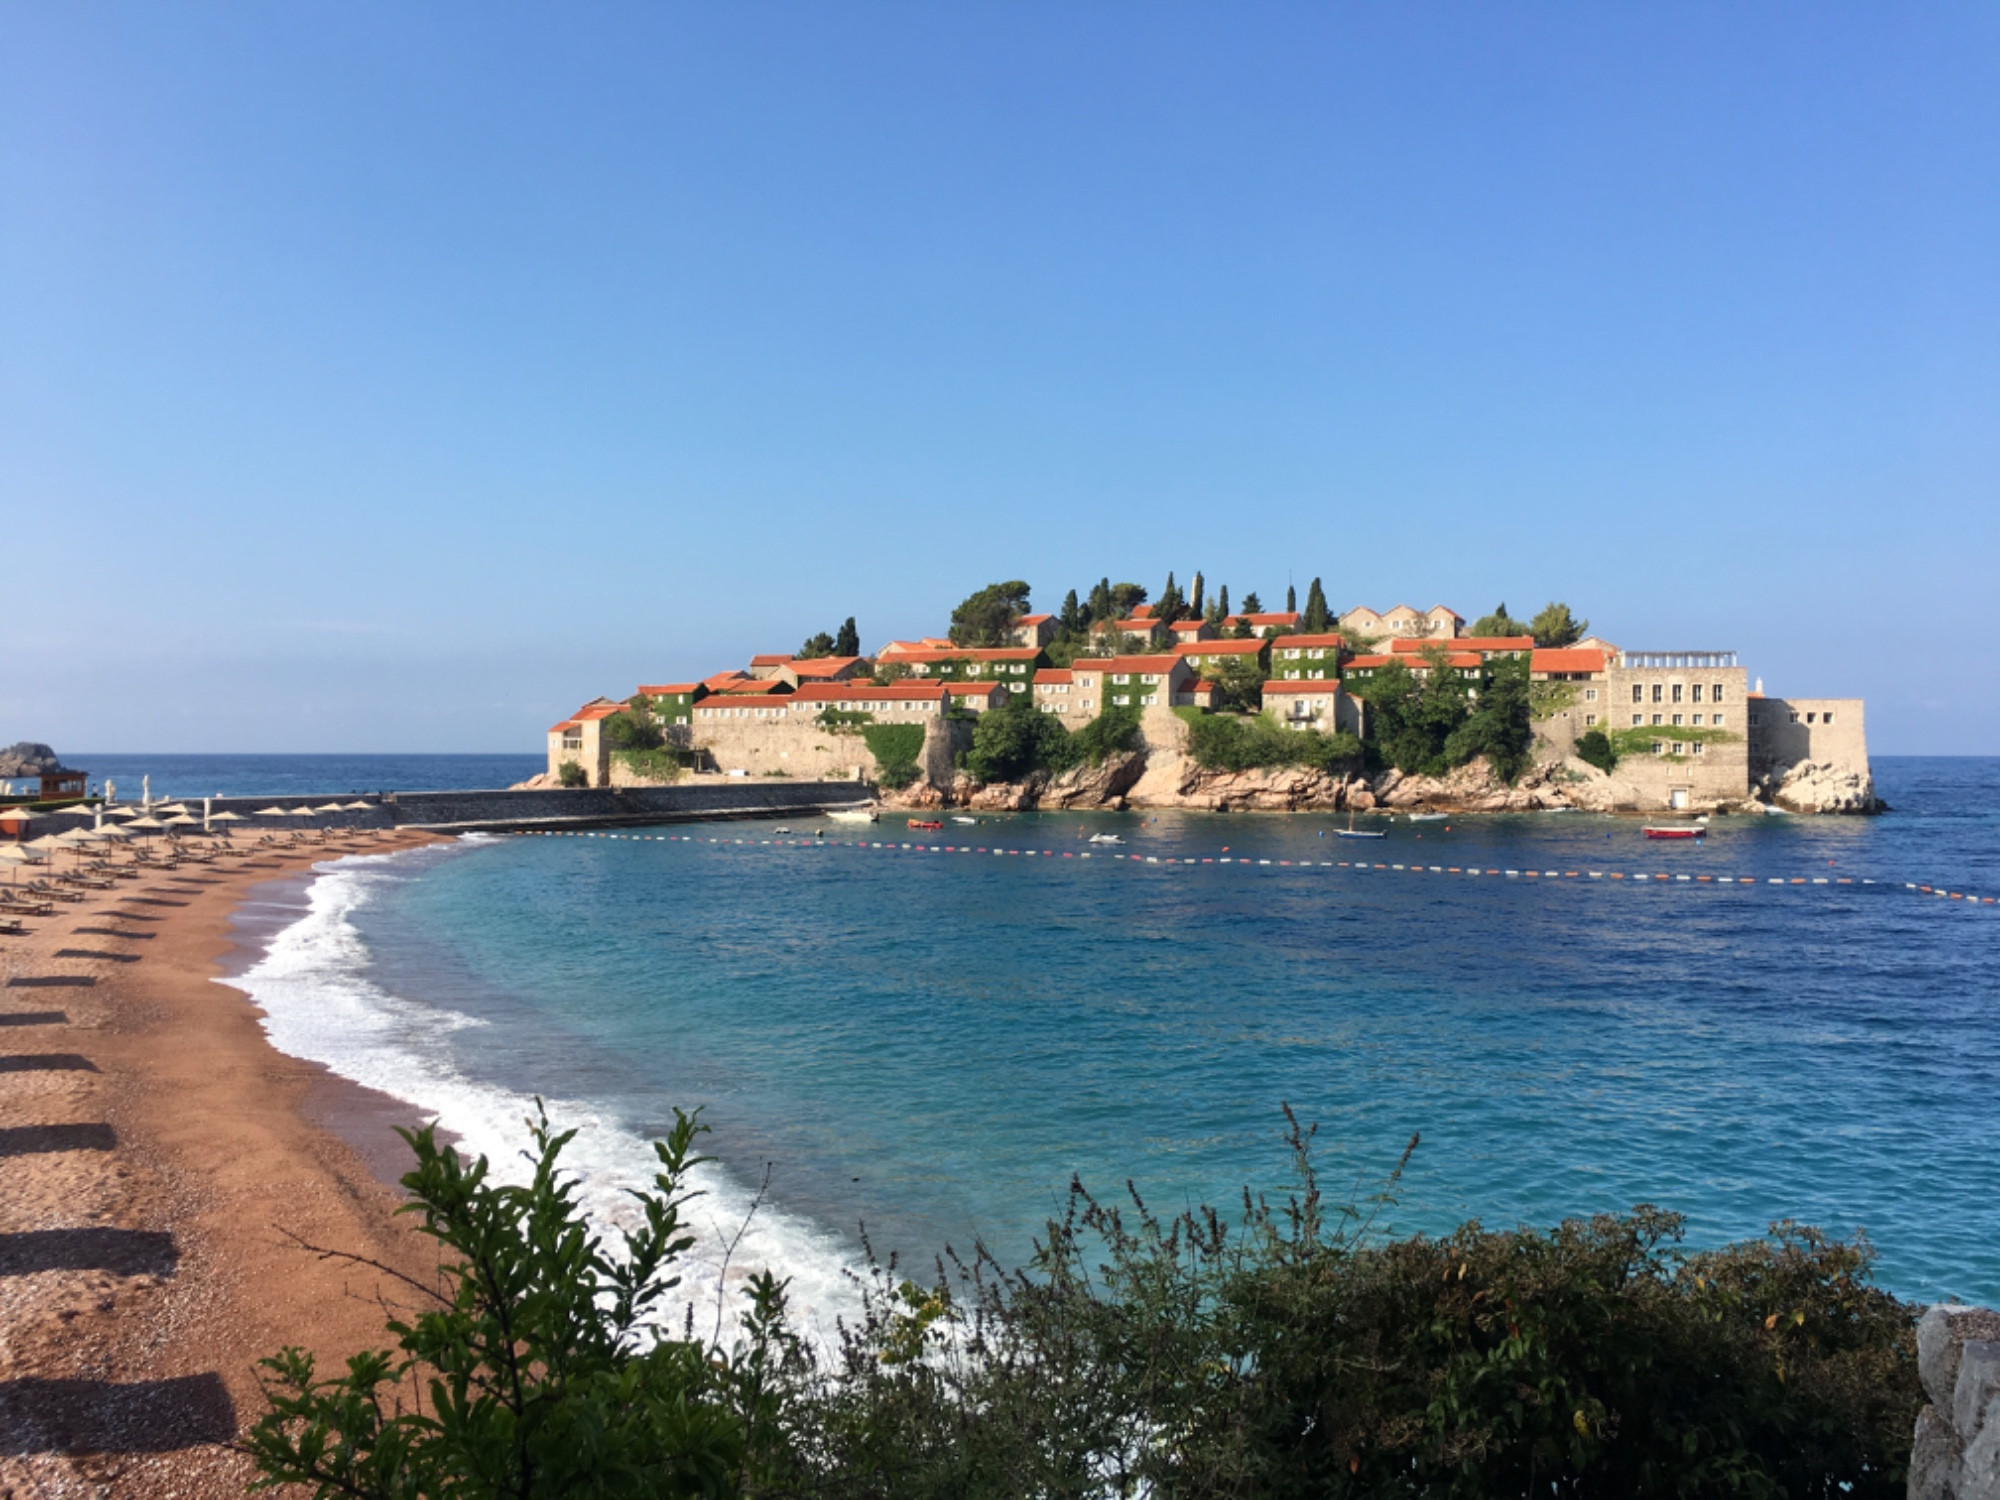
[0, 831, 449, 1499]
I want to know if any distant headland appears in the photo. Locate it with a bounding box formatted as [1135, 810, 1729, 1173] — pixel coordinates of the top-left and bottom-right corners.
[536, 577, 1880, 817]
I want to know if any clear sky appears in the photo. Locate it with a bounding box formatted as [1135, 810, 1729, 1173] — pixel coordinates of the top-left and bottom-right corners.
[4, 4, 1995, 754]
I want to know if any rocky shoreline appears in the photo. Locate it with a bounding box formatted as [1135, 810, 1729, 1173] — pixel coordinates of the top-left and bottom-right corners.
[884, 746, 1885, 817]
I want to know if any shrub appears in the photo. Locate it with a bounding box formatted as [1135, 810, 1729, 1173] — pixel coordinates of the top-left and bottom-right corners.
[1576, 728, 1619, 774]
[1070, 705, 1141, 766]
[961, 694, 1078, 783]
[254, 1112, 1920, 1500]
[244, 1108, 786, 1499]
[614, 747, 693, 783]
[557, 760, 588, 789]
[1185, 713, 1362, 774]
[602, 702, 665, 753]
[860, 724, 925, 789]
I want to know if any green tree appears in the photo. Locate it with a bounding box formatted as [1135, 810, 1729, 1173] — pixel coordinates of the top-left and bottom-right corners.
[797, 632, 837, 660]
[833, 617, 860, 657]
[1154, 571, 1186, 627]
[602, 700, 665, 752]
[1057, 589, 1084, 634]
[1470, 601, 1530, 638]
[1240, 591, 1263, 615]
[556, 760, 588, 789]
[961, 693, 1078, 783]
[1086, 577, 1115, 624]
[244, 1107, 774, 1499]
[949, 581, 1032, 647]
[1350, 652, 1472, 775]
[1301, 577, 1331, 633]
[1208, 653, 1267, 714]
[1530, 601, 1589, 648]
[1445, 653, 1536, 781]
[1107, 581, 1149, 619]
[1576, 727, 1619, 773]
[1285, 583, 1296, 612]
[1211, 583, 1230, 625]
[1070, 704, 1142, 764]
[1188, 571, 1204, 617]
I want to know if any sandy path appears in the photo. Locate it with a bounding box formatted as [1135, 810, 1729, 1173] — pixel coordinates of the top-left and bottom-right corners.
[0, 833, 450, 1499]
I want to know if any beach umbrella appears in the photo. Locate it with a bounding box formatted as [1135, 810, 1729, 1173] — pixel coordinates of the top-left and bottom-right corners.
[341, 801, 373, 811]
[126, 816, 165, 831]
[310, 802, 344, 814]
[254, 806, 292, 817]
[24, 834, 67, 852]
[104, 804, 139, 817]
[156, 802, 191, 815]
[208, 810, 245, 823]
[93, 823, 131, 840]
[162, 813, 198, 826]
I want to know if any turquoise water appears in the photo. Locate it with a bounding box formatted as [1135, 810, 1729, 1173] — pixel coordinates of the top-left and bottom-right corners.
[239, 757, 2000, 1311]
[67, 752, 543, 799]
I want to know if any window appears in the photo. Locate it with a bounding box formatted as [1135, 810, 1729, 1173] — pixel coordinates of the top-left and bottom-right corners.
[1632, 685, 1644, 704]
[1672, 684, 1683, 703]
[1713, 683, 1725, 701]
[1789, 711, 1800, 724]
[1285, 670, 1299, 680]
[1585, 688, 1597, 701]
[1113, 694, 1130, 706]
[1585, 714, 1598, 726]
[1142, 694, 1158, 706]
[1632, 714, 1643, 726]
[1692, 714, 1703, 726]
[1806, 712, 1816, 724]
[1672, 742, 1684, 755]
[1672, 714, 1683, 726]
[1653, 742, 1665, 755]
[1141, 674, 1159, 684]
[1652, 713, 1663, 726]
[1692, 684, 1704, 702]
[1113, 674, 1130, 684]
[561, 733, 583, 751]
[1692, 743, 1705, 755]
[1652, 684, 1664, 703]
[1714, 714, 1725, 727]
[1824, 711, 1834, 724]
[1308, 648, 1325, 659]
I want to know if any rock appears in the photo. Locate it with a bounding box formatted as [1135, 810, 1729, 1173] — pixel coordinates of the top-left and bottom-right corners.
[508, 772, 561, 790]
[0, 742, 61, 777]
[1955, 1340, 2000, 1465]
[1912, 1403, 1962, 1500]
[1762, 759, 1886, 815]
[1921, 1306, 2000, 1410]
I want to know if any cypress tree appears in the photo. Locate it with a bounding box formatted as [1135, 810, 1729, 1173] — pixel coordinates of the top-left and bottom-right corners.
[834, 617, 860, 656]
[1302, 579, 1330, 633]
[1190, 571, 1205, 617]
[1286, 583, 1297, 613]
[1216, 583, 1230, 622]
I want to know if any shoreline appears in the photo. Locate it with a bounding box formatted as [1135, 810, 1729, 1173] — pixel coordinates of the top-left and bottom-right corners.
[0, 831, 450, 1496]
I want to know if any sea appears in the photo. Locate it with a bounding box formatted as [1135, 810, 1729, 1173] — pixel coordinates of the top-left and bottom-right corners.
[141, 752, 2000, 1326]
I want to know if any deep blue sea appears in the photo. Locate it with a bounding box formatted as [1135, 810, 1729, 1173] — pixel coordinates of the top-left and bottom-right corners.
[67, 753, 543, 799]
[226, 756, 2000, 1324]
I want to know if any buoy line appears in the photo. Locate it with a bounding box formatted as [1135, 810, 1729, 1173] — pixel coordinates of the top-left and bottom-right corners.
[505, 829, 1999, 910]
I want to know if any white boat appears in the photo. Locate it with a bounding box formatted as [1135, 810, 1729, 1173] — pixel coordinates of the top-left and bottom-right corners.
[1406, 813, 1448, 822]
[827, 809, 877, 825]
[951, 816, 977, 825]
[1088, 833, 1124, 845]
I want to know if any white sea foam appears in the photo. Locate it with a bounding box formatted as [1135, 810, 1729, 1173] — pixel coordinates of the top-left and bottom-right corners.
[219, 837, 861, 1344]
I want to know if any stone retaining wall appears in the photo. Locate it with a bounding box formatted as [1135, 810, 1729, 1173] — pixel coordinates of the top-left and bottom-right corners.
[189, 780, 874, 833]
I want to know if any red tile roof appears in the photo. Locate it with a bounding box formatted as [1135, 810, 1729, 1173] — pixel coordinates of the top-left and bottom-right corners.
[1174, 639, 1264, 657]
[1230, 611, 1300, 627]
[945, 682, 1005, 697]
[1018, 613, 1052, 625]
[884, 646, 1042, 664]
[693, 695, 794, 712]
[1262, 680, 1343, 695]
[710, 676, 794, 694]
[702, 671, 750, 689]
[1530, 648, 1607, 675]
[788, 656, 863, 678]
[1273, 633, 1343, 649]
[749, 653, 791, 667]
[1033, 669, 1073, 684]
[1343, 654, 1395, 668]
[1391, 635, 1531, 654]
[637, 683, 700, 696]
[1069, 654, 1184, 674]
[1131, 603, 1155, 618]
[790, 682, 949, 702]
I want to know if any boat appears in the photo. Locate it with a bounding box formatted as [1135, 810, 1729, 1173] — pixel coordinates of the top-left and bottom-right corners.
[1335, 809, 1387, 840]
[1088, 833, 1124, 845]
[951, 816, 977, 825]
[1643, 825, 1706, 840]
[827, 809, 877, 824]
[1406, 813, 1448, 823]
[908, 819, 943, 831]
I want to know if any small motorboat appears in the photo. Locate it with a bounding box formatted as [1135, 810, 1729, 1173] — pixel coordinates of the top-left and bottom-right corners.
[1088, 833, 1124, 845]
[1336, 829, 1387, 840]
[951, 816, 977, 825]
[1406, 813, 1448, 822]
[827, 809, 877, 824]
[1643, 825, 1706, 840]
[908, 819, 943, 832]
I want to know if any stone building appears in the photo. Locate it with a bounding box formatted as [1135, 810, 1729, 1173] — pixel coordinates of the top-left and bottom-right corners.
[546, 698, 625, 786]
[1262, 681, 1365, 736]
[1267, 633, 1343, 680]
[1599, 651, 1751, 811]
[1067, 655, 1194, 719]
[1174, 638, 1268, 678]
[1340, 603, 1461, 643]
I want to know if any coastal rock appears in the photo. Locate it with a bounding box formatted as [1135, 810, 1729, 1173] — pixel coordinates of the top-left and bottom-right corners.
[1912, 1306, 2000, 1500]
[509, 771, 562, 790]
[0, 741, 61, 777]
[1761, 759, 1885, 815]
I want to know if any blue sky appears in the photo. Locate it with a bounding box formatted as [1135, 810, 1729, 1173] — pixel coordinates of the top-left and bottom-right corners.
[3, 4, 1995, 753]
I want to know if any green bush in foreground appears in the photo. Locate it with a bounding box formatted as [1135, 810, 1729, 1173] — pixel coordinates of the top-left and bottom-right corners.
[858, 723, 924, 788]
[249, 1111, 1921, 1500]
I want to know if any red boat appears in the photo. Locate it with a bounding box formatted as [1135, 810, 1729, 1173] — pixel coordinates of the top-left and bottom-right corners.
[1643, 825, 1706, 840]
[907, 819, 943, 831]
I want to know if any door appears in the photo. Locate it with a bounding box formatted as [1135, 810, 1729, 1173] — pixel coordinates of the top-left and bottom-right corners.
[1670, 788, 1689, 810]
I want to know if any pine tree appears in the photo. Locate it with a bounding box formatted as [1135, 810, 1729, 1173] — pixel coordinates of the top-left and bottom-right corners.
[1088, 578, 1114, 623]
[1059, 589, 1083, 634]
[1242, 591, 1263, 615]
[834, 617, 859, 656]
[1302, 579, 1330, 633]
[1156, 571, 1185, 626]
